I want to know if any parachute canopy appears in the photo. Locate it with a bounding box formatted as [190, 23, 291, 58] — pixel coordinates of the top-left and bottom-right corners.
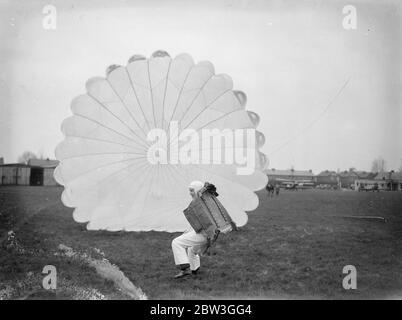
[54, 50, 267, 232]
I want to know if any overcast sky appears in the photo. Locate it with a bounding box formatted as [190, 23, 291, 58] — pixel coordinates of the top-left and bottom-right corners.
[0, 0, 401, 173]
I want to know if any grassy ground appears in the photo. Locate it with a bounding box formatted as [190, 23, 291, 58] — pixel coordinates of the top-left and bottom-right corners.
[0, 186, 401, 299]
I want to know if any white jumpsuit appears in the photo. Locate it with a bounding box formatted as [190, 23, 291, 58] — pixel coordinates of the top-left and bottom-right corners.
[172, 228, 208, 271]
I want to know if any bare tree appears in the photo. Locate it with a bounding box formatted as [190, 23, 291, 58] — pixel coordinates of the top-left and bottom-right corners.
[18, 151, 37, 164]
[371, 157, 386, 173]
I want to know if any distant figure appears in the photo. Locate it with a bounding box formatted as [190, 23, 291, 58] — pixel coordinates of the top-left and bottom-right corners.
[275, 184, 280, 196]
[265, 183, 274, 197]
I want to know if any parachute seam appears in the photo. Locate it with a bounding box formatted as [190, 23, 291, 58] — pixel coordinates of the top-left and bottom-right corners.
[58, 152, 146, 161]
[73, 114, 148, 151]
[62, 157, 147, 186]
[131, 198, 187, 227]
[125, 68, 152, 132]
[61, 135, 145, 153]
[168, 108, 240, 151]
[147, 60, 157, 129]
[161, 60, 172, 130]
[86, 93, 150, 151]
[167, 89, 232, 151]
[160, 161, 190, 189]
[182, 89, 232, 130]
[106, 161, 153, 226]
[136, 165, 158, 224]
[166, 65, 194, 134]
[82, 160, 151, 225]
[165, 162, 191, 187]
[65, 161, 150, 222]
[174, 74, 215, 130]
[76, 160, 150, 206]
[106, 77, 150, 145]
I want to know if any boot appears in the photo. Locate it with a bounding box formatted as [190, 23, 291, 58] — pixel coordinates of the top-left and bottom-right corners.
[174, 264, 191, 279]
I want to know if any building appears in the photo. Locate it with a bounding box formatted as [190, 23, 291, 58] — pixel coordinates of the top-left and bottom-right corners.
[27, 159, 59, 186]
[338, 170, 358, 189]
[28, 159, 59, 168]
[265, 169, 315, 187]
[315, 170, 338, 188]
[374, 171, 402, 191]
[337, 170, 376, 189]
[354, 171, 402, 191]
[354, 179, 386, 191]
[355, 171, 377, 180]
[0, 157, 4, 165]
[0, 159, 60, 186]
[0, 163, 31, 185]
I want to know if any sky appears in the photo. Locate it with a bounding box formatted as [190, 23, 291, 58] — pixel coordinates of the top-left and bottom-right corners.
[0, 0, 401, 173]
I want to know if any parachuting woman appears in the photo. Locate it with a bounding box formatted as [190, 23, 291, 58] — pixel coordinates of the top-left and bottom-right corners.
[171, 180, 237, 279]
[171, 181, 208, 278]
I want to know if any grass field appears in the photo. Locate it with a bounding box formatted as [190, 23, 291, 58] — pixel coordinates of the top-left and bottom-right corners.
[1, 186, 401, 299]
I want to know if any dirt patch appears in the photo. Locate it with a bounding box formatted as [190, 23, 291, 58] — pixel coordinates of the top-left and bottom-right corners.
[57, 244, 147, 300]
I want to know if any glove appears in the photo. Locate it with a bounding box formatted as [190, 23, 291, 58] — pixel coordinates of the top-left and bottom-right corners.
[230, 221, 238, 231]
[204, 182, 219, 196]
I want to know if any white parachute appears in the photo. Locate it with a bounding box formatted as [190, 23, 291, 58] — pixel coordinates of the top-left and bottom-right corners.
[54, 50, 267, 232]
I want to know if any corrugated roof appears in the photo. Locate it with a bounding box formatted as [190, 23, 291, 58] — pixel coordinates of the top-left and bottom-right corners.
[375, 172, 402, 181]
[27, 159, 59, 168]
[265, 169, 314, 176]
[355, 171, 376, 179]
[317, 170, 337, 176]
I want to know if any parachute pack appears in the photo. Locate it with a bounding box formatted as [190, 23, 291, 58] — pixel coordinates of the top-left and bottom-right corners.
[183, 182, 237, 249]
